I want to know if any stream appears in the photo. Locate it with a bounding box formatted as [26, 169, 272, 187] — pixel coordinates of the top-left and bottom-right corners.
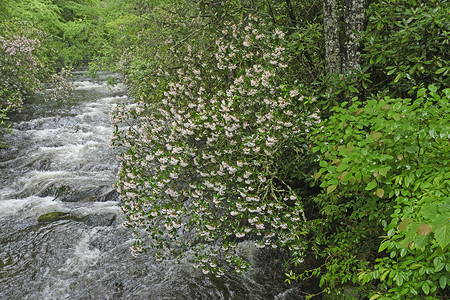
[0, 70, 310, 300]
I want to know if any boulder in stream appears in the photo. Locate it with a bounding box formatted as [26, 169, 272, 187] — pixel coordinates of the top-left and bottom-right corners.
[37, 211, 83, 223]
[37, 212, 116, 227]
[55, 186, 118, 202]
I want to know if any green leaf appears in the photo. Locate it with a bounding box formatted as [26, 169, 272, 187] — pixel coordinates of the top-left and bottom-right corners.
[376, 188, 385, 198]
[431, 214, 448, 226]
[327, 185, 337, 194]
[349, 85, 358, 93]
[414, 234, 431, 249]
[393, 73, 402, 83]
[434, 222, 450, 249]
[379, 167, 390, 177]
[319, 160, 328, 167]
[422, 282, 430, 295]
[421, 203, 438, 219]
[365, 181, 377, 190]
[379, 240, 390, 252]
[336, 163, 348, 172]
[371, 132, 382, 141]
[381, 271, 389, 282]
[438, 201, 450, 214]
[428, 85, 438, 93]
[387, 68, 396, 75]
[434, 257, 445, 272]
[417, 223, 432, 235]
[395, 273, 403, 286]
[436, 67, 448, 74]
[369, 294, 381, 300]
[439, 275, 447, 289]
[398, 218, 412, 231]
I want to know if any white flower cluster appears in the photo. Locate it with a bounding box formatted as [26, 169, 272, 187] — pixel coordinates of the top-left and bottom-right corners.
[111, 14, 312, 276]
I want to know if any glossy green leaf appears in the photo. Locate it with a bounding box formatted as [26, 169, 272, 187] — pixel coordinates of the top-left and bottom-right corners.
[365, 181, 377, 191]
[422, 282, 430, 294]
[439, 275, 447, 289]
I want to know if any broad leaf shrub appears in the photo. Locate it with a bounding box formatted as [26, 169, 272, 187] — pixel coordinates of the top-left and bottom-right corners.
[309, 86, 449, 298]
[111, 16, 319, 276]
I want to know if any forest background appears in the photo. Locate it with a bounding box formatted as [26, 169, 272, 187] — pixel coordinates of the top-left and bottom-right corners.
[0, 0, 448, 299]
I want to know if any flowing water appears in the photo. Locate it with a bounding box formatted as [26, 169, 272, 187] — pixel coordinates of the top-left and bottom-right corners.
[0, 70, 309, 300]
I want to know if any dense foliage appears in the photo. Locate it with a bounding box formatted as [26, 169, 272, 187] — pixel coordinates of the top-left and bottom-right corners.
[0, 0, 107, 131]
[309, 86, 449, 298]
[2, 0, 449, 298]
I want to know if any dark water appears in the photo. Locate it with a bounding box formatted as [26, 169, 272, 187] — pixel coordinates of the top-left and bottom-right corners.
[0, 70, 308, 299]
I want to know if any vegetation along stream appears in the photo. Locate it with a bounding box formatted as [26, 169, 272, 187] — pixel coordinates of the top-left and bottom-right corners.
[0, 70, 313, 299]
[1, 0, 448, 299]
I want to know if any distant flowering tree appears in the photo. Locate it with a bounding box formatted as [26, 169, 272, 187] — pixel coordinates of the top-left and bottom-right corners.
[112, 15, 319, 275]
[0, 24, 43, 127]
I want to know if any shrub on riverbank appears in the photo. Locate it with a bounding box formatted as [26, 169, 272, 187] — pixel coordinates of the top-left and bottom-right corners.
[0, 22, 44, 128]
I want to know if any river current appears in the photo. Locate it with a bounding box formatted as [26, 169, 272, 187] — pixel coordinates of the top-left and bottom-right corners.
[0, 70, 308, 299]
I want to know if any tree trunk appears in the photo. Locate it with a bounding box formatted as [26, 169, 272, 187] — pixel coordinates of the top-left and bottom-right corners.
[323, 0, 365, 75]
[343, 0, 365, 73]
[323, 0, 342, 75]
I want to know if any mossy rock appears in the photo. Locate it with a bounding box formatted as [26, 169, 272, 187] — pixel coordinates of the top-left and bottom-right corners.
[37, 211, 83, 223]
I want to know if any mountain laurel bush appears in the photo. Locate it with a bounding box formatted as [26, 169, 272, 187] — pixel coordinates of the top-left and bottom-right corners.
[0, 24, 43, 127]
[111, 15, 319, 276]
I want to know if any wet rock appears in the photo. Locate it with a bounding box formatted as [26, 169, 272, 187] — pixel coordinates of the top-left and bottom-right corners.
[38, 212, 116, 227]
[274, 288, 304, 300]
[37, 211, 82, 223]
[37, 184, 73, 198]
[82, 213, 116, 227]
[55, 186, 118, 202]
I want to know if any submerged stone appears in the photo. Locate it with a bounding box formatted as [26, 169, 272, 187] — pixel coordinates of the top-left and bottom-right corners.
[55, 186, 118, 202]
[37, 211, 117, 227]
[82, 213, 116, 227]
[37, 211, 82, 223]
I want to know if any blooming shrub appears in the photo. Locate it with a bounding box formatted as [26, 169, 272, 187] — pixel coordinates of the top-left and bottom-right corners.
[111, 15, 318, 275]
[0, 25, 43, 126]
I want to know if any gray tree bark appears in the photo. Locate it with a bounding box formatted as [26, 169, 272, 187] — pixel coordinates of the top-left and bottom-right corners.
[323, 0, 365, 75]
[323, 0, 342, 75]
[343, 0, 365, 72]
